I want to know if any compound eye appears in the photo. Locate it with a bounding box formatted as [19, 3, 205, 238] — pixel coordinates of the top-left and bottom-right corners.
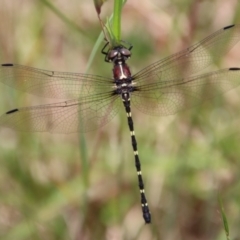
[120, 48, 131, 57]
[108, 50, 118, 60]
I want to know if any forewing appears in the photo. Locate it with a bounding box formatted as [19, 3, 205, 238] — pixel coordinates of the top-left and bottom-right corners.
[0, 64, 112, 99]
[132, 68, 240, 116]
[133, 25, 240, 84]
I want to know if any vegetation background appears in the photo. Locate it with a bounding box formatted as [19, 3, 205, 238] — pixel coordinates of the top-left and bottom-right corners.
[0, 0, 240, 239]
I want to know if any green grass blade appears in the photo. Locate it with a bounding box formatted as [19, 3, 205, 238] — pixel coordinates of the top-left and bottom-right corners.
[111, 0, 123, 43]
[108, 0, 127, 45]
[218, 195, 230, 240]
[85, 32, 105, 72]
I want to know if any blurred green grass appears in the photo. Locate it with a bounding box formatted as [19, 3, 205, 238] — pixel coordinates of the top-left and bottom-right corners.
[0, 0, 240, 240]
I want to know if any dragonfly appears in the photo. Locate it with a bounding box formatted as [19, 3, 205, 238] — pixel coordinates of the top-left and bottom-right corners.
[0, 24, 240, 224]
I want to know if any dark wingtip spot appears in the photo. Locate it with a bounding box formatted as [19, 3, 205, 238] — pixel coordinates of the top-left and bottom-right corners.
[224, 24, 235, 30]
[6, 108, 19, 114]
[2, 63, 14, 67]
[229, 67, 240, 71]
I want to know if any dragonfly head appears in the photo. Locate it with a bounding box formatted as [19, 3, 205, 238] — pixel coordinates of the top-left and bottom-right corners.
[106, 46, 131, 63]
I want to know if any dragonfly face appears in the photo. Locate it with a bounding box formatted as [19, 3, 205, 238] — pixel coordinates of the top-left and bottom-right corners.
[106, 46, 131, 64]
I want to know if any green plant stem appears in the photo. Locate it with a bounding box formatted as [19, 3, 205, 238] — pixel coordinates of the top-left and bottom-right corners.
[112, 0, 123, 43]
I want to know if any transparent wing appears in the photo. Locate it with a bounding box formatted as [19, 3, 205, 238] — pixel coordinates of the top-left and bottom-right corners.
[0, 93, 121, 133]
[133, 25, 240, 84]
[132, 68, 240, 115]
[0, 64, 112, 99]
